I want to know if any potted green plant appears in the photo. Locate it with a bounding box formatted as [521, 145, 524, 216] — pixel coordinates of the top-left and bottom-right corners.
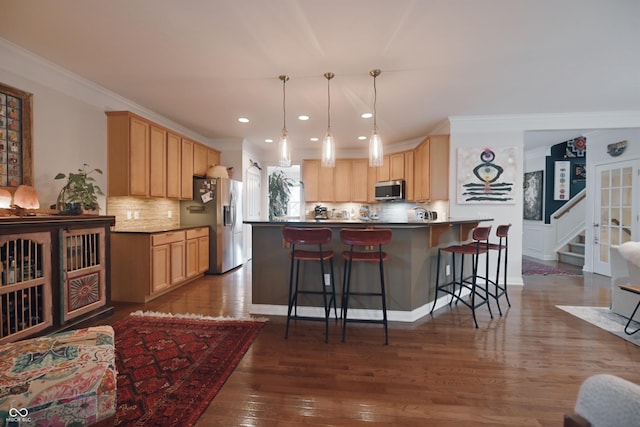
[268, 169, 294, 220]
[55, 163, 104, 215]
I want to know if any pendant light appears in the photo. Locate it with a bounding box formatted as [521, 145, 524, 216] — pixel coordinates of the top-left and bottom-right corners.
[321, 72, 336, 168]
[278, 74, 292, 167]
[368, 69, 383, 167]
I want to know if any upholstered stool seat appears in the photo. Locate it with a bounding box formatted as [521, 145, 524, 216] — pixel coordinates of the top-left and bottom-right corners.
[431, 226, 494, 328]
[340, 228, 392, 345]
[282, 227, 337, 343]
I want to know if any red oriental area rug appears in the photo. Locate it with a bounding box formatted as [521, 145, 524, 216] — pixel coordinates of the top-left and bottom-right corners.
[112, 311, 265, 427]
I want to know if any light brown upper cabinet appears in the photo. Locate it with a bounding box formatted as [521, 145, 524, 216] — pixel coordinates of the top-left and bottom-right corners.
[351, 159, 369, 202]
[107, 111, 219, 201]
[333, 159, 352, 202]
[414, 135, 450, 201]
[389, 152, 405, 181]
[302, 159, 320, 202]
[376, 155, 391, 182]
[404, 151, 415, 201]
[181, 139, 194, 200]
[193, 143, 208, 177]
[149, 125, 167, 198]
[166, 132, 181, 199]
[207, 149, 220, 172]
[107, 111, 150, 197]
[194, 143, 222, 178]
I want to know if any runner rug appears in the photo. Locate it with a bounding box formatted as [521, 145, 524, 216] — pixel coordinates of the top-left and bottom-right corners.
[112, 311, 266, 426]
[522, 258, 582, 276]
[557, 305, 640, 347]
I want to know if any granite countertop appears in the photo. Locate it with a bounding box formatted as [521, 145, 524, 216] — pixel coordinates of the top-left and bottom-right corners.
[111, 224, 208, 234]
[244, 217, 493, 226]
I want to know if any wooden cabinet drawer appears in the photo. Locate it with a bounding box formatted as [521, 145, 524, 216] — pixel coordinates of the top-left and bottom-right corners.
[152, 231, 185, 246]
[186, 227, 209, 239]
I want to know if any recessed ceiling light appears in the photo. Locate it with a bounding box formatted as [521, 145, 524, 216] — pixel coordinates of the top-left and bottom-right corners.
[238, 117, 250, 123]
[361, 112, 373, 119]
[265, 138, 274, 143]
[358, 136, 367, 140]
[298, 115, 310, 121]
[310, 137, 319, 142]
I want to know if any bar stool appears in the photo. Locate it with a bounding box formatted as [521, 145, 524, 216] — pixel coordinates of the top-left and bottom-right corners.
[340, 228, 392, 345]
[487, 224, 512, 315]
[430, 226, 494, 328]
[282, 227, 337, 343]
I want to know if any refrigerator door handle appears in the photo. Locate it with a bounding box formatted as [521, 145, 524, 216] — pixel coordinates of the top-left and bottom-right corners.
[229, 192, 236, 228]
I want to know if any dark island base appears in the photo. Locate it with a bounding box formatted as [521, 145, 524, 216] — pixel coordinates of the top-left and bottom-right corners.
[246, 219, 489, 322]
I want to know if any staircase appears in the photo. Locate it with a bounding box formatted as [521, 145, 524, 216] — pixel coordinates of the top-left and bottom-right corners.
[557, 231, 585, 267]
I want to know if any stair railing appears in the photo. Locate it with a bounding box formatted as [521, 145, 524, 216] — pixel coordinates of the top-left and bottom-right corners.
[550, 188, 586, 254]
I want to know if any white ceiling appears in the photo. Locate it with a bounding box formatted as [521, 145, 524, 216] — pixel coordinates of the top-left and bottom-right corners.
[1, 0, 639, 152]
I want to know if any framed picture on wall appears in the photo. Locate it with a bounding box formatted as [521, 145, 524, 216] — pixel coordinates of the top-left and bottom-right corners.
[0, 82, 33, 188]
[554, 161, 570, 200]
[523, 170, 543, 221]
[457, 146, 518, 204]
[573, 163, 586, 181]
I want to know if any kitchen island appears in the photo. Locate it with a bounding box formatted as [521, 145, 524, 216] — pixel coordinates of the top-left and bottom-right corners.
[245, 217, 492, 322]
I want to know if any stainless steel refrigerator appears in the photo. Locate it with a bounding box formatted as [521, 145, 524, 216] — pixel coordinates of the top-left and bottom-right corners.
[180, 177, 243, 274]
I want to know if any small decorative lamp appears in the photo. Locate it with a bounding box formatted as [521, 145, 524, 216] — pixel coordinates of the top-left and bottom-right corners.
[206, 165, 229, 179]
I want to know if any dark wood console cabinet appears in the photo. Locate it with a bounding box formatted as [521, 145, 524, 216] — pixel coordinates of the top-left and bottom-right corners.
[0, 215, 115, 344]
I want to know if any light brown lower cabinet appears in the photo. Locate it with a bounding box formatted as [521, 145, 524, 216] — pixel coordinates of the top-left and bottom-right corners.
[186, 227, 209, 278]
[112, 227, 209, 302]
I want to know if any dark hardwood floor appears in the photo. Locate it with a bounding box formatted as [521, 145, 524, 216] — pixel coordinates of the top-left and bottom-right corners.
[98, 260, 640, 426]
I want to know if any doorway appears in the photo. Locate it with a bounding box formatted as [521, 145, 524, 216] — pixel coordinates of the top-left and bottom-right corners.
[592, 160, 638, 276]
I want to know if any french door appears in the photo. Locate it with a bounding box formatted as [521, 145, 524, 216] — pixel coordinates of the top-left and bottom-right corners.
[593, 160, 638, 275]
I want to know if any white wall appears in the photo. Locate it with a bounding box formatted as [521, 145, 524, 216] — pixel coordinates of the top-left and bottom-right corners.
[448, 125, 525, 286]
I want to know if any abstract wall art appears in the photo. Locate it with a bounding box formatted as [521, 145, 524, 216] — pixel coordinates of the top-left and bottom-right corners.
[457, 146, 518, 204]
[523, 170, 543, 220]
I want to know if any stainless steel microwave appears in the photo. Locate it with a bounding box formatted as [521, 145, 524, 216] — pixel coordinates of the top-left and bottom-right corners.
[374, 180, 405, 201]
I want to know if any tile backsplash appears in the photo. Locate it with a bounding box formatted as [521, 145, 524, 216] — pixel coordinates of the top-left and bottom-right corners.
[107, 197, 180, 230]
[305, 200, 449, 222]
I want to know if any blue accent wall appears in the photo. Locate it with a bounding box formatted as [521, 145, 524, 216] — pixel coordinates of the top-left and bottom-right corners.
[543, 137, 587, 224]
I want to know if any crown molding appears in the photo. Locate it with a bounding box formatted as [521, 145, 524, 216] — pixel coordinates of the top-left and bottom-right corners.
[0, 37, 211, 144]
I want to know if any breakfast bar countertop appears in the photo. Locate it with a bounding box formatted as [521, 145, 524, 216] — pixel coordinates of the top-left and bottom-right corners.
[244, 217, 492, 226]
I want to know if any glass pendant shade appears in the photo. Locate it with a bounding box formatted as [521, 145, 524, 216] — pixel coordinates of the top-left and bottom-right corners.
[278, 74, 291, 168]
[279, 128, 291, 167]
[368, 69, 383, 167]
[369, 128, 383, 167]
[321, 130, 335, 167]
[321, 72, 336, 168]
